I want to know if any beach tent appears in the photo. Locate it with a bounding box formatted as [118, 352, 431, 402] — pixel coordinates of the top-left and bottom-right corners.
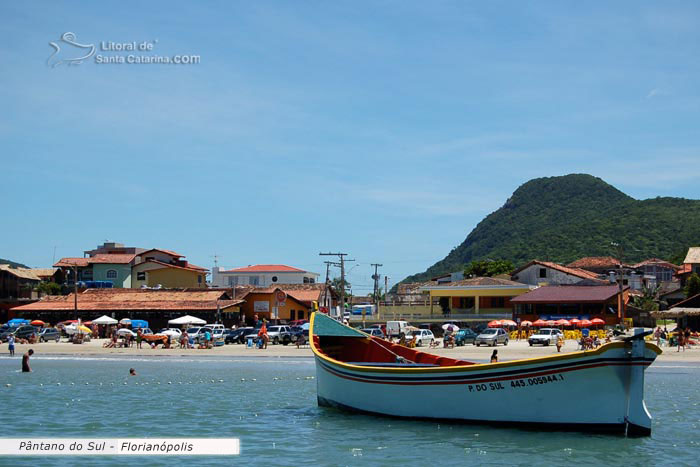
[169, 315, 206, 326]
[92, 315, 118, 325]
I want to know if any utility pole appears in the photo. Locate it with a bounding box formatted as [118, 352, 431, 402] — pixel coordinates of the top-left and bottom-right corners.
[320, 252, 352, 318]
[73, 264, 78, 320]
[611, 242, 625, 324]
[371, 263, 383, 304]
[384, 276, 389, 305]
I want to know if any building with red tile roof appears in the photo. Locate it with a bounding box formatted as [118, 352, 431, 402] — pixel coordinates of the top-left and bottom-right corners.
[511, 260, 606, 286]
[10, 288, 243, 329]
[511, 284, 627, 325]
[566, 256, 624, 274]
[211, 264, 319, 288]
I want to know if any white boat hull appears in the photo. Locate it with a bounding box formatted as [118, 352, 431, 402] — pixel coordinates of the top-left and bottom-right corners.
[313, 326, 659, 435]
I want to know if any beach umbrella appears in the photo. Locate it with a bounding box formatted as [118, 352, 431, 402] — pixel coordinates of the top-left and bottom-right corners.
[487, 320, 502, 328]
[577, 319, 592, 328]
[555, 319, 571, 326]
[168, 315, 206, 326]
[77, 325, 92, 334]
[546, 320, 557, 327]
[30, 320, 45, 327]
[591, 318, 605, 327]
[119, 318, 132, 325]
[92, 315, 118, 325]
[520, 320, 532, 327]
[501, 319, 517, 327]
[570, 318, 581, 326]
[532, 319, 547, 327]
[442, 323, 460, 332]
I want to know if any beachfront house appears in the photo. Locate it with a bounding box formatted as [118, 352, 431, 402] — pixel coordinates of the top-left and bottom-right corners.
[10, 288, 243, 329]
[131, 249, 208, 289]
[419, 277, 533, 320]
[511, 260, 605, 286]
[211, 264, 319, 288]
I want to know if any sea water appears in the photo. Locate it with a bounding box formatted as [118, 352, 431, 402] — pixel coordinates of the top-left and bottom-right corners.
[0, 356, 698, 466]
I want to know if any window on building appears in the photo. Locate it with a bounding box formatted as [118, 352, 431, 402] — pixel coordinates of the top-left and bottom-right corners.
[303, 277, 310, 284]
[272, 276, 278, 283]
[198, 275, 202, 284]
[249, 276, 259, 286]
[492, 297, 505, 308]
[137, 272, 146, 281]
[290, 310, 295, 320]
[538, 268, 547, 278]
[298, 311, 304, 319]
[227, 276, 239, 286]
[106, 270, 117, 279]
[310, 278, 315, 284]
[623, 279, 629, 285]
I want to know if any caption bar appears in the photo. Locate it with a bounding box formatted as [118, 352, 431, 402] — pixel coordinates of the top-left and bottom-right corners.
[0, 438, 239, 456]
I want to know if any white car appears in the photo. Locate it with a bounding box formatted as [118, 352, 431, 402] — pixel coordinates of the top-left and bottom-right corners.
[158, 328, 182, 338]
[528, 328, 564, 346]
[408, 329, 435, 347]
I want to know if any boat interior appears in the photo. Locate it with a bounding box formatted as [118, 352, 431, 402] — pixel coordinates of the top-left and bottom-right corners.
[314, 335, 474, 367]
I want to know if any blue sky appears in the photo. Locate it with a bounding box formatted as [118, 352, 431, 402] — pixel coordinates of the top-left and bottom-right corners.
[1, 1, 699, 293]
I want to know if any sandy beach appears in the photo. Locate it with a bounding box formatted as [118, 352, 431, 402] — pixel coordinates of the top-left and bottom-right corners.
[7, 338, 699, 363]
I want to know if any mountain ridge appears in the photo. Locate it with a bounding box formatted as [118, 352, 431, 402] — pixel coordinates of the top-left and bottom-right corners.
[401, 174, 699, 284]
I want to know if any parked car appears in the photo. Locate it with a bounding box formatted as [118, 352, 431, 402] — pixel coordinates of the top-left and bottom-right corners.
[266, 326, 292, 345]
[475, 328, 509, 346]
[386, 320, 409, 338]
[290, 328, 309, 344]
[1, 325, 39, 342]
[408, 329, 435, 347]
[528, 328, 564, 346]
[361, 328, 384, 338]
[39, 328, 61, 342]
[158, 328, 182, 338]
[455, 329, 478, 346]
[186, 327, 206, 342]
[226, 327, 253, 344]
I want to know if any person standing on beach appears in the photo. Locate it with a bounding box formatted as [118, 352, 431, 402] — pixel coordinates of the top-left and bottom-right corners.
[677, 328, 685, 352]
[136, 328, 143, 349]
[490, 349, 498, 363]
[22, 349, 33, 372]
[8, 334, 15, 357]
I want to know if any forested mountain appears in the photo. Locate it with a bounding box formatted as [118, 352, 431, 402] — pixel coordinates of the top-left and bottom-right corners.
[402, 174, 700, 284]
[0, 258, 30, 268]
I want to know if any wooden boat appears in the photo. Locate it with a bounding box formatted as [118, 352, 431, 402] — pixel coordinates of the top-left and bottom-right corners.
[310, 312, 661, 436]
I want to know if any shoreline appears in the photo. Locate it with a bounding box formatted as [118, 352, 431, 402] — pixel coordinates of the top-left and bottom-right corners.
[5, 339, 700, 363]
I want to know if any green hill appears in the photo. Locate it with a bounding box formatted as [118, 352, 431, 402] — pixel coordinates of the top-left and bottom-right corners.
[402, 174, 700, 283]
[0, 258, 30, 269]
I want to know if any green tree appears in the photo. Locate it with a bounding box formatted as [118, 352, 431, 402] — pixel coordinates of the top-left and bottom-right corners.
[36, 281, 61, 296]
[631, 284, 660, 312]
[464, 260, 514, 278]
[684, 273, 700, 298]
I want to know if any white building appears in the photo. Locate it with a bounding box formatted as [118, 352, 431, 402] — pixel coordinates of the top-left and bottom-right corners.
[511, 260, 605, 286]
[211, 264, 319, 288]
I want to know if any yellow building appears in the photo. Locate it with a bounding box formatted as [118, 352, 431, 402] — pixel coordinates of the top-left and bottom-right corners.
[131, 249, 208, 289]
[420, 277, 533, 318]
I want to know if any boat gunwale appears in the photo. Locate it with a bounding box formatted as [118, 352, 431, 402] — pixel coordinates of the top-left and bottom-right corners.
[309, 312, 662, 374]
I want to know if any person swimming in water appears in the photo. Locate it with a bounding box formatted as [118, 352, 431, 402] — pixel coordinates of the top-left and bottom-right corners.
[22, 349, 34, 372]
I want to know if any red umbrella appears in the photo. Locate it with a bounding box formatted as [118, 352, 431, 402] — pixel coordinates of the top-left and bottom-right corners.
[488, 320, 502, 328]
[570, 318, 581, 326]
[532, 319, 547, 327]
[546, 320, 557, 327]
[30, 320, 45, 326]
[501, 319, 517, 327]
[577, 319, 592, 328]
[520, 320, 533, 327]
[555, 319, 571, 326]
[591, 318, 605, 326]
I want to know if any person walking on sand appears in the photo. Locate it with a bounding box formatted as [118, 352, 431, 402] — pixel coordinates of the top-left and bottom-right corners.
[8, 334, 15, 357]
[556, 333, 564, 353]
[490, 349, 498, 363]
[22, 349, 33, 372]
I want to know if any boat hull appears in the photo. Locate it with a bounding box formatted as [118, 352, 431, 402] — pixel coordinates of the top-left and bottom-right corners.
[314, 341, 659, 436]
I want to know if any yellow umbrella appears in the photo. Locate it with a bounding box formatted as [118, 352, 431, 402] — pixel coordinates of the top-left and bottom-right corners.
[78, 325, 92, 334]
